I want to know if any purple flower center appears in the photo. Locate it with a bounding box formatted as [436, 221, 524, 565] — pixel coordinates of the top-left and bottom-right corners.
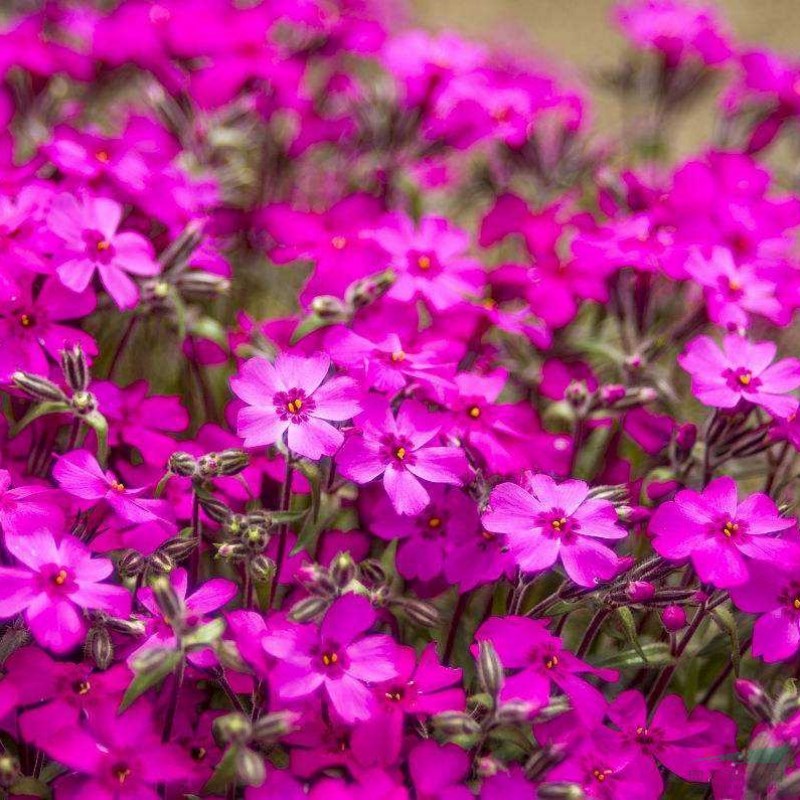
[540, 509, 579, 542]
[111, 763, 132, 785]
[724, 367, 760, 393]
[591, 767, 613, 783]
[274, 389, 315, 423]
[719, 275, 743, 300]
[409, 249, 440, 276]
[711, 516, 745, 541]
[381, 435, 415, 465]
[17, 312, 34, 328]
[318, 645, 348, 674]
[83, 229, 115, 263]
[41, 564, 75, 595]
[72, 679, 91, 695]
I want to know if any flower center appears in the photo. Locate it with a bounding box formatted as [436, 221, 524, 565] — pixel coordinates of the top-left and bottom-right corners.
[113, 764, 131, 784]
[18, 313, 33, 328]
[428, 517, 442, 529]
[721, 520, 739, 538]
[391, 350, 405, 362]
[331, 236, 347, 250]
[95, 150, 110, 163]
[191, 747, 207, 761]
[96, 239, 111, 252]
[592, 768, 612, 782]
[544, 654, 559, 670]
[52, 569, 68, 586]
[395, 446, 406, 460]
[738, 372, 752, 386]
[468, 405, 481, 419]
[321, 650, 339, 667]
[110, 480, 125, 493]
[417, 254, 431, 270]
[73, 679, 91, 695]
[384, 688, 404, 702]
[287, 398, 303, 414]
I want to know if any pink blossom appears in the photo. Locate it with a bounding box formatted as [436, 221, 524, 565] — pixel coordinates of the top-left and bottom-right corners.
[482, 474, 626, 587]
[0, 528, 131, 652]
[231, 352, 361, 460]
[48, 193, 159, 309]
[338, 400, 468, 516]
[650, 476, 798, 588]
[679, 334, 800, 418]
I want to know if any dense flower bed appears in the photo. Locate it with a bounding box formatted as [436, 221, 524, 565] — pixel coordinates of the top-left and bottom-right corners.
[2, 0, 800, 798]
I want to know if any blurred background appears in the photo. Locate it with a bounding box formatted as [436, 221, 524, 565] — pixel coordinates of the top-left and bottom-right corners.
[411, 0, 800, 155]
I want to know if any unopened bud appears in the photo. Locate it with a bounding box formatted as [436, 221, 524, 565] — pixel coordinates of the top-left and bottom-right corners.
[288, 596, 330, 623]
[252, 711, 299, 743]
[358, 559, 387, 586]
[674, 423, 697, 457]
[524, 744, 567, 780]
[241, 524, 268, 553]
[159, 220, 204, 273]
[200, 495, 232, 524]
[70, 390, 97, 414]
[12, 371, 67, 403]
[213, 712, 253, 746]
[431, 711, 481, 738]
[537, 782, 586, 800]
[249, 555, 275, 583]
[735, 679, 774, 722]
[60, 345, 90, 392]
[564, 380, 589, 408]
[105, 617, 147, 636]
[235, 746, 265, 787]
[158, 537, 199, 562]
[176, 270, 231, 301]
[168, 451, 198, 477]
[198, 449, 249, 477]
[217, 542, 246, 560]
[86, 626, 114, 669]
[395, 597, 441, 628]
[626, 581, 655, 603]
[476, 755, 501, 778]
[330, 552, 357, 588]
[0, 755, 21, 788]
[476, 641, 504, 698]
[150, 575, 183, 623]
[148, 550, 176, 575]
[131, 646, 178, 676]
[311, 295, 348, 321]
[495, 699, 534, 724]
[118, 549, 146, 578]
[534, 695, 571, 722]
[661, 605, 687, 632]
[345, 270, 395, 309]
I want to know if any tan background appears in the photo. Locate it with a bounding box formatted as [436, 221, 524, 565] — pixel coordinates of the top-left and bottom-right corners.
[411, 0, 800, 156]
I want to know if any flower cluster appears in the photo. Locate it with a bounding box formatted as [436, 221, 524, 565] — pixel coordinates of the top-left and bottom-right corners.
[0, 0, 800, 798]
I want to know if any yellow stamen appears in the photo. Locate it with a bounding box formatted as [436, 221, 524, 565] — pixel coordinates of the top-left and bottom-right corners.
[738, 373, 752, 386]
[391, 351, 406, 362]
[331, 236, 347, 250]
[417, 255, 431, 270]
[468, 406, 481, 419]
[287, 398, 303, 414]
[95, 150, 110, 163]
[53, 569, 68, 586]
[19, 314, 31, 327]
[722, 521, 739, 538]
[793, 598, 800, 610]
[551, 518, 567, 531]
[115, 767, 131, 784]
[395, 447, 406, 460]
[96, 240, 111, 252]
[428, 517, 442, 529]
[545, 655, 559, 669]
[110, 480, 125, 493]
[77, 680, 91, 695]
[322, 652, 339, 666]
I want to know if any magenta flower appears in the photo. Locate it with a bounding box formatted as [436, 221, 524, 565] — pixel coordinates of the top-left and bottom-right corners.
[730, 560, 800, 662]
[650, 476, 798, 588]
[262, 593, 398, 723]
[475, 616, 618, 722]
[482, 474, 626, 587]
[53, 449, 170, 524]
[48, 192, 159, 309]
[0, 528, 131, 652]
[409, 740, 472, 800]
[0, 468, 64, 538]
[231, 352, 360, 460]
[134, 568, 237, 667]
[338, 399, 469, 516]
[46, 702, 194, 800]
[679, 334, 800, 418]
[609, 690, 737, 789]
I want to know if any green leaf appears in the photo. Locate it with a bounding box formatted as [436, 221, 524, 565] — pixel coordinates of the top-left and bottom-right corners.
[203, 746, 238, 795]
[11, 401, 70, 435]
[291, 313, 335, 344]
[83, 410, 109, 465]
[598, 641, 674, 669]
[9, 777, 51, 798]
[120, 648, 183, 711]
[710, 606, 741, 677]
[614, 606, 648, 663]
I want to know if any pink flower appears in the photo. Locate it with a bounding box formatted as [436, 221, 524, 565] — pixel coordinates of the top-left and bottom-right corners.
[231, 352, 361, 460]
[134, 568, 237, 667]
[338, 400, 469, 516]
[0, 469, 64, 537]
[263, 593, 398, 723]
[679, 334, 800, 418]
[409, 740, 472, 800]
[47, 702, 194, 799]
[649, 476, 798, 588]
[53, 449, 171, 524]
[0, 528, 131, 652]
[482, 474, 626, 587]
[48, 192, 159, 309]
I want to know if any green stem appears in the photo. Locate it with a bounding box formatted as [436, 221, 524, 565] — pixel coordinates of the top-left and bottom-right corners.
[270, 459, 294, 608]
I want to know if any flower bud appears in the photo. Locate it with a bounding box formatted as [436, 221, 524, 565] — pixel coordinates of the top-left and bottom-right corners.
[534, 695, 571, 721]
[200, 495, 232, 524]
[0, 755, 20, 788]
[311, 295, 348, 321]
[345, 270, 395, 309]
[494, 700, 534, 724]
[168, 451, 198, 477]
[176, 270, 231, 301]
[674, 423, 697, 458]
[249, 555, 275, 583]
[131, 647, 179, 677]
[734, 679, 774, 722]
[216, 542, 247, 560]
[564, 380, 589, 408]
[86, 626, 114, 669]
[70, 390, 97, 414]
[235, 746, 265, 787]
[626, 581, 655, 602]
[241, 524, 269, 553]
[213, 712, 253, 747]
[476, 640, 504, 698]
[289, 596, 330, 623]
[358, 559, 388, 586]
[105, 617, 147, 637]
[199, 449, 250, 477]
[395, 597, 441, 628]
[118, 549, 146, 578]
[150, 575, 183, 624]
[60, 345, 90, 392]
[148, 550, 176, 575]
[159, 219, 204, 272]
[158, 537, 199, 562]
[524, 744, 567, 780]
[537, 783, 586, 800]
[476, 756, 501, 778]
[12, 371, 67, 402]
[330, 552, 357, 589]
[661, 605, 687, 632]
[252, 711, 299, 743]
[431, 711, 481, 738]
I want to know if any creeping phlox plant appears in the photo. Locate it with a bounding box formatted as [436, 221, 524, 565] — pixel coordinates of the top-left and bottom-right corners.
[4, 0, 800, 798]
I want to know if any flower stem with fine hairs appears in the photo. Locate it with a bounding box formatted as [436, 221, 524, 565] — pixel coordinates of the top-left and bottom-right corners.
[270, 458, 295, 608]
